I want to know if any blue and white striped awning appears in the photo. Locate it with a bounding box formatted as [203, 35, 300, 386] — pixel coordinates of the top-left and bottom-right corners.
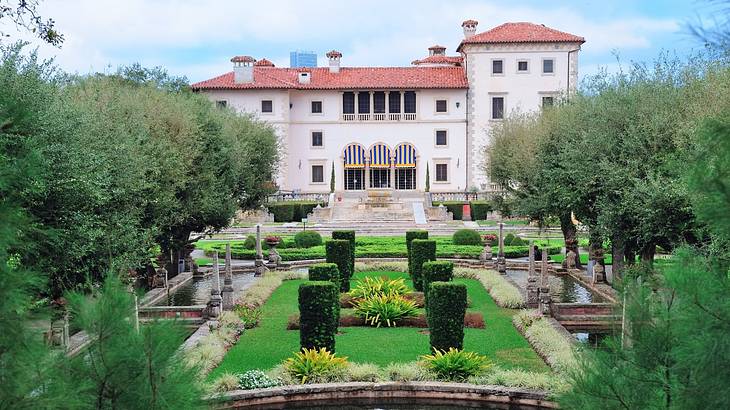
[395, 144, 417, 168]
[369, 143, 391, 168]
[343, 144, 365, 168]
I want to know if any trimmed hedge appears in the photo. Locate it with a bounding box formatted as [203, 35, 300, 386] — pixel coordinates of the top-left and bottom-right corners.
[265, 201, 323, 222]
[410, 239, 436, 292]
[422, 261, 454, 309]
[406, 231, 429, 278]
[325, 239, 352, 292]
[434, 201, 464, 220]
[294, 231, 322, 248]
[452, 229, 482, 246]
[332, 231, 355, 281]
[428, 282, 467, 352]
[308, 263, 340, 319]
[433, 201, 494, 220]
[298, 281, 340, 352]
[504, 233, 516, 246]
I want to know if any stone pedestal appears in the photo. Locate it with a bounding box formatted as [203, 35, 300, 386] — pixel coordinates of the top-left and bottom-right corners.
[207, 252, 222, 319]
[539, 286, 552, 316]
[497, 222, 506, 274]
[526, 241, 539, 308]
[479, 244, 493, 265]
[254, 224, 267, 277]
[592, 261, 606, 284]
[222, 243, 234, 310]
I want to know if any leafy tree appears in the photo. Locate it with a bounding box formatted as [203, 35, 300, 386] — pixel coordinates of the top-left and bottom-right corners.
[0, 0, 63, 46]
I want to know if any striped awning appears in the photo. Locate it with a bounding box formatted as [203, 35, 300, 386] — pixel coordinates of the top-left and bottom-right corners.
[395, 144, 417, 168]
[369, 143, 391, 169]
[343, 144, 365, 168]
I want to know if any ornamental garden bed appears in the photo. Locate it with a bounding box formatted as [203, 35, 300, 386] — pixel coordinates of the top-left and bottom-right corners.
[208, 270, 549, 380]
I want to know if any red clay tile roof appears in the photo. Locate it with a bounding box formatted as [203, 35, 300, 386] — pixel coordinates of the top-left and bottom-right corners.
[411, 55, 463, 66]
[458, 22, 584, 51]
[254, 58, 275, 67]
[191, 66, 468, 90]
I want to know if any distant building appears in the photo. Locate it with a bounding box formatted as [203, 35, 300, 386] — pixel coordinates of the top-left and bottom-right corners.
[290, 50, 318, 68]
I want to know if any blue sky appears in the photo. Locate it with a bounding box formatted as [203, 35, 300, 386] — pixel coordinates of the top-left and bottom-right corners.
[0, 0, 719, 84]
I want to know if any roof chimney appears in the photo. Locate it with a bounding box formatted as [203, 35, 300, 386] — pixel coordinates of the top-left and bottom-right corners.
[428, 45, 446, 56]
[231, 56, 255, 84]
[326, 50, 342, 74]
[297, 70, 311, 84]
[462, 19, 478, 38]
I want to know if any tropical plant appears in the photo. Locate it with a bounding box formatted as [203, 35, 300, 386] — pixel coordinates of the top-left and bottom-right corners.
[420, 348, 491, 381]
[233, 304, 262, 329]
[283, 348, 348, 384]
[352, 292, 418, 327]
[237, 369, 281, 390]
[348, 276, 409, 300]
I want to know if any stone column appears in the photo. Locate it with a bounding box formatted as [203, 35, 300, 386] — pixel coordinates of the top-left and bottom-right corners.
[526, 240, 539, 308]
[254, 224, 267, 277]
[539, 247, 551, 316]
[497, 222, 506, 274]
[222, 243, 234, 310]
[208, 251, 222, 319]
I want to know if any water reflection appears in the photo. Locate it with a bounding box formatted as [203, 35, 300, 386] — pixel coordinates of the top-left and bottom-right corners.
[153, 273, 256, 306]
[504, 270, 604, 303]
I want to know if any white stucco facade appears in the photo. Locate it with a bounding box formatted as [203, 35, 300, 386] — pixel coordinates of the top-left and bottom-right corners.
[193, 21, 583, 194]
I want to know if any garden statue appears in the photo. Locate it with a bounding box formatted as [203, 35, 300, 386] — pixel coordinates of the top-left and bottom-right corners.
[222, 243, 234, 310]
[265, 235, 282, 266]
[565, 249, 578, 269]
[527, 240, 539, 308]
[154, 266, 167, 288]
[479, 243, 492, 263]
[593, 261, 606, 284]
[497, 222, 506, 274]
[254, 224, 267, 277]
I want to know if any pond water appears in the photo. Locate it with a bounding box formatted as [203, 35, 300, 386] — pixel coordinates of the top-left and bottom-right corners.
[153, 273, 256, 306]
[572, 330, 612, 348]
[505, 270, 605, 303]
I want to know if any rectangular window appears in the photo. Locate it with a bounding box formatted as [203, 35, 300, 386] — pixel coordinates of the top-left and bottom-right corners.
[542, 96, 554, 107]
[543, 59, 554, 74]
[492, 60, 503, 74]
[311, 165, 324, 183]
[311, 131, 323, 147]
[373, 91, 386, 113]
[435, 99, 447, 113]
[357, 91, 370, 113]
[435, 163, 448, 182]
[517, 60, 528, 72]
[436, 130, 447, 146]
[261, 100, 273, 113]
[311, 101, 322, 114]
[404, 91, 416, 113]
[215, 100, 227, 109]
[343, 92, 355, 114]
[388, 91, 401, 113]
[492, 97, 504, 119]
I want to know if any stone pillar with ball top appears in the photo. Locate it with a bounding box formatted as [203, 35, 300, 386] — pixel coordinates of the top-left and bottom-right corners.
[207, 251, 223, 319]
[526, 240, 539, 308]
[539, 248, 551, 316]
[222, 243, 234, 310]
[254, 224, 268, 277]
[497, 222, 506, 274]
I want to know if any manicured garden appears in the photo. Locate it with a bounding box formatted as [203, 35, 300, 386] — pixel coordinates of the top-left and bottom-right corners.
[209, 270, 549, 379]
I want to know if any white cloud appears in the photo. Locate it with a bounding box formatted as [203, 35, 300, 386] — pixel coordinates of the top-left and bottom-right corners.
[2, 0, 682, 81]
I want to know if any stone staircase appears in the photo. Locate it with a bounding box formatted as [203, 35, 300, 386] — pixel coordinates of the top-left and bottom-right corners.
[315, 190, 444, 223]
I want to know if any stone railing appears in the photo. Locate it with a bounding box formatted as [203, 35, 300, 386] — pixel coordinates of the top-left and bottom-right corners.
[341, 113, 417, 122]
[267, 191, 329, 203]
[430, 187, 505, 202]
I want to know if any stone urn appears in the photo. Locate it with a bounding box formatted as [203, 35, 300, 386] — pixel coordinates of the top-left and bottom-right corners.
[265, 236, 282, 265]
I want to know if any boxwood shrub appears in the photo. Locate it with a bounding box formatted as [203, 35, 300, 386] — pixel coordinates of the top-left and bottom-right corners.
[298, 281, 340, 352]
[265, 201, 323, 222]
[452, 229, 482, 245]
[428, 282, 467, 352]
[470, 201, 493, 220]
[406, 231, 429, 277]
[243, 235, 256, 250]
[410, 239, 436, 292]
[326, 239, 352, 292]
[294, 231, 323, 248]
[422, 261, 454, 309]
[503, 233, 516, 246]
[332, 231, 355, 279]
[433, 201, 464, 220]
[308, 263, 340, 285]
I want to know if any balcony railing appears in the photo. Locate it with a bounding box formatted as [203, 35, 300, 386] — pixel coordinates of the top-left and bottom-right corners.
[342, 113, 417, 122]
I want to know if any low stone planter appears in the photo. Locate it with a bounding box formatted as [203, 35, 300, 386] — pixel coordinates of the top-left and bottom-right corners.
[209, 382, 556, 409]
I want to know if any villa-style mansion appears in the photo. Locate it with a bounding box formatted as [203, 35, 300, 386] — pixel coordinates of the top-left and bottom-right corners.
[192, 20, 584, 194]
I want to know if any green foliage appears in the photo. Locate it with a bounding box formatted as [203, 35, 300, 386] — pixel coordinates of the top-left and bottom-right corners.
[283, 347, 348, 384]
[422, 261, 454, 308]
[406, 230, 429, 278]
[332, 230, 355, 282]
[308, 263, 340, 284]
[298, 281, 339, 352]
[428, 282, 467, 352]
[233, 304, 262, 329]
[294, 230, 322, 248]
[243, 235, 256, 250]
[509, 236, 525, 246]
[410, 239, 436, 291]
[433, 201, 464, 220]
[325, 239, 352, 292]
[470, 201, 493, 220]
[452, 229, 483, 245]
[503, 233, 516, 246]
[348, 276, 409, 300]
[352, 293, 419, 327]
[237, 369, 281, 390]
[432, 201, 494, 220]
[420, 348, 491, 381]
[265, 201, 323, 222]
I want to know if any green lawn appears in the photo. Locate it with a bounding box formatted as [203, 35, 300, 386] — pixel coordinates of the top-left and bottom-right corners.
[209, 271, 549, 379]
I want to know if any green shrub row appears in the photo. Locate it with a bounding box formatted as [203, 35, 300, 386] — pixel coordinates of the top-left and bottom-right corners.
[265, 201, 323, 222]
[325, 239, 352, 292]
[428, 282, 467, 352]
[422, 261, 454, 309]
[433, 200, 493, 220]
[410, 239, 436, 292]
[406, 230, 428, 278]
[298, 282, 340, 352]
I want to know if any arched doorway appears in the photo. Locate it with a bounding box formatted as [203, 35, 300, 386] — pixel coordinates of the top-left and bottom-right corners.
[394, 143, 417, 190]
[343, 143, 365, 190]
[368, 143, 391, 189]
